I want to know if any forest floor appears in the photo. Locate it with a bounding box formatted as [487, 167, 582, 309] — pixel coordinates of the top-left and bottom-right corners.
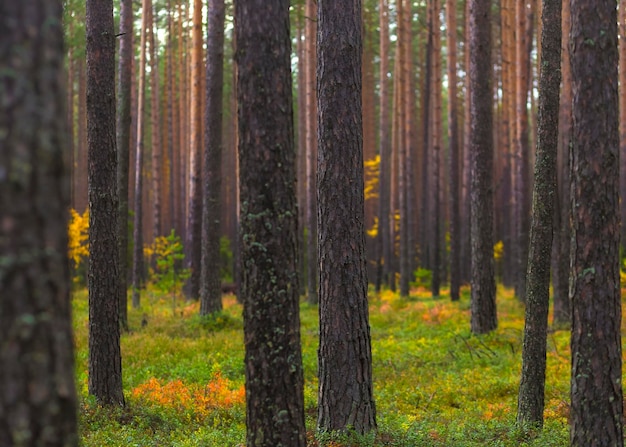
[75, 284, 574, 446]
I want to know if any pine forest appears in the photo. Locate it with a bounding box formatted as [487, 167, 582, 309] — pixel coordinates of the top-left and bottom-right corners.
[1, 0, 625, 445]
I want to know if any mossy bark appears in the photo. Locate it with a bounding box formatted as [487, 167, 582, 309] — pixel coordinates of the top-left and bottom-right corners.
[235, 0, 306, 445]
[517, 0, 561, 427]
[569, 0, 623, 445]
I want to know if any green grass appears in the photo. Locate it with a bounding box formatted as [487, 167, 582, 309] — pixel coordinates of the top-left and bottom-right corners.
[75, 285, 571, 446]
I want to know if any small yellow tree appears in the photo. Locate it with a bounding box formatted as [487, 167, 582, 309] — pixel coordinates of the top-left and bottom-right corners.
[68, 208, 89, 268]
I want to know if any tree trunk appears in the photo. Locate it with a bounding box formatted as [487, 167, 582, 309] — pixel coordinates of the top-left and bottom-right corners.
[397, 0, 409, 298]
[317, 0, 377, 434]
[235, 0, 306, 444]
[184, 0, 203, 300]
[0, 1, 79, 442]
[620, 0, 626, 254]
[200, 0, 226, 316]
[305, 0, 319, 305]
[376, 0, 392, 292]
[431, 0, 443, 298]
[569, 1, 623, 444]
[131, 0, 149, 309]
[469, 0, 497, 334]
[86, 0, 124, 406]
[149, 3, 162, 240]
[551, 0, 571, 326]
[446, 0, 461, 301]
[117, 0, 132, 331]
[517, 0, 561, 426]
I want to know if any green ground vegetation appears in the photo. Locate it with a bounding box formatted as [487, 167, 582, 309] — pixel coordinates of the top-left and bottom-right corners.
[75, 285, 574, 446]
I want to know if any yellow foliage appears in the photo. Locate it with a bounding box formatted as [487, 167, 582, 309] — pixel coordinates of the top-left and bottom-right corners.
[367, 217, 378, 238]
[68, 208, 89, 267]
[493, 240, 504, 261]
[364, 154, 380, 201]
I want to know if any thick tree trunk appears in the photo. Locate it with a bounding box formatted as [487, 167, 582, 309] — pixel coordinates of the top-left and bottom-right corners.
[0, 1, 79, 442]
[86, 0, 124, 406]
[200, 0, 226, 316]
[317, 0, 377, 434]
[469, 0, 497, 334]
[517, 0, 561, 426]
[235, 0, 306, 445]
[620, 0, 626, 253]
[117, 0, 132, 331]
[569, 1, 623, 445]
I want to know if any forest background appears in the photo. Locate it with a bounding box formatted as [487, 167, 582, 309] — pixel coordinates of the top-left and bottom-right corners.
[55, 0, 624, 445]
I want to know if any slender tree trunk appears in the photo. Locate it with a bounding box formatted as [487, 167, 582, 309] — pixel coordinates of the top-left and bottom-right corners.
[235, 0, 306, 444]
[297, 6, 307, 297]
[552, 0, 571, 326]
[460, 0, 472, 284]
[117, 0, 132, 331]
[447, 0, 461, 301]
[149, 3, 162, 240]
[569, 0, 623, 444]
[397, 0, 410, 298]
[184, 0, 203, 300]
[77, 58, 88, 214]
[517, 0, 561, 426]
[469, 0, 497, 334]
[131, 0, 150, 309]
[317, 0, 377, 434]
[86, 0, 124, 406]
[0, 1, 79, 442]
[200, 0, 226, 316]
[305, 0, 318, 305]
[431, 0, 443, 297]
[376, 0, 392, 292]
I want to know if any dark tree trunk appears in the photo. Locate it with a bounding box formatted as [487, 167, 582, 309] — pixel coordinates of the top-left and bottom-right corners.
[469, 0, 497, 334]
[235, 0, 306, 445]
[516, 0, 561, 427]
[0, 1, 79, 443]
[117, 0, 133, 332]
[86, 0, 124, 406]
[569, 0, 623, 445]
[200, 0, 225, 316]
[317, 0, 377, 434]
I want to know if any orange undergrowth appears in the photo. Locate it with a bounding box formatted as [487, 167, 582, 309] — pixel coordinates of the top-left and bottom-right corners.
[131, 372, 245, 418]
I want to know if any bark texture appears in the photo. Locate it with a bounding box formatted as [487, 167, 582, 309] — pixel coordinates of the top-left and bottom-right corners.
[0, 1, 79, 444]
[317, 0, 377, 434]
[86, 0, 124, 406]
[517, 0, 561, 426]
[469, 0, 497, 334]
[569, 0, 623, 445]
[200, 0, 226, 316]
[235, 0, 306, 445]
